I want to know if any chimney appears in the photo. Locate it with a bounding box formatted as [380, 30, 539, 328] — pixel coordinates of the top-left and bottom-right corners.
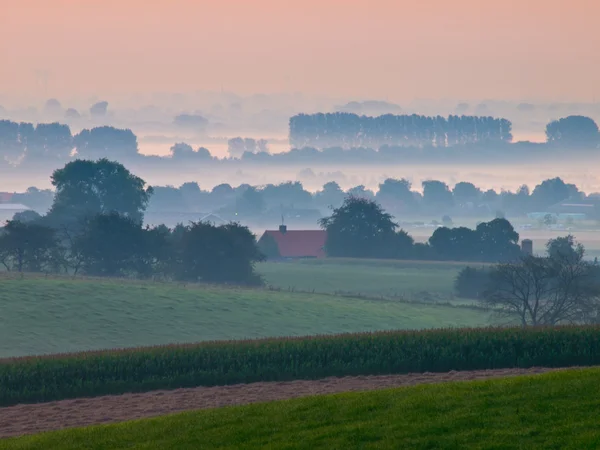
[279, 224, 287, 234]
[521, 239, 533, 256]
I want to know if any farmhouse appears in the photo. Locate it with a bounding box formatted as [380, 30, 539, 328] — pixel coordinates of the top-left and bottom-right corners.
[258, 225, 327, 259]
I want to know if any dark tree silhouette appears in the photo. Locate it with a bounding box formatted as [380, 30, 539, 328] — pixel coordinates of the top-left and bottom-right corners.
[74, 126, 139, 159]
[48, 159, 153, 224]
[545, 116, 600, 148]
[172, 221, 264, 285]
[0, 220, 58, 272]
[530, 177, 578, 209]
[319, 196, 412, 258]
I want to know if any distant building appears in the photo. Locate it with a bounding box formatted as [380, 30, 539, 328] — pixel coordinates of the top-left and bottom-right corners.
[546, 199, 596, 219]
[258, 226, 327, 259]
[521, 239, 533, 256]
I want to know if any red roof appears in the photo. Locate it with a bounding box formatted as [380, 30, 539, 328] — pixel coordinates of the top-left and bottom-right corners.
[260, 230, 327, 258]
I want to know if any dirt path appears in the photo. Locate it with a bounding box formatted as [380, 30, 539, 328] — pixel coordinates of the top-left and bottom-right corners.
[0, 367, 573, 439]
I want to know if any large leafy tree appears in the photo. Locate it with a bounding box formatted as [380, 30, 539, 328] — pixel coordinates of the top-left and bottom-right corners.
[319, 196, 412, 258]
[172, 221, 264, 285]
[48, 159, 153, 224]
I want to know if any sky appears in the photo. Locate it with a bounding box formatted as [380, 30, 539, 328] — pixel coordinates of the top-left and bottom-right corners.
[2, 0, 599, 105]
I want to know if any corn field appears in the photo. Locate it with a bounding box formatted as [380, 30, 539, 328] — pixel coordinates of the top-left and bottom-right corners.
[2, 325, 600, 406]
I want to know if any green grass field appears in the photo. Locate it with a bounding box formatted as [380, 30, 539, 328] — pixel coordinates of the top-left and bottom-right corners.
[258, 258, 478, 302]
[5, 368, 600, 449]
[0, 275, 491, 359]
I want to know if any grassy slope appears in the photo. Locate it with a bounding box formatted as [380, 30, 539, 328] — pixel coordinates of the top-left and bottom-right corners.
[0, 276, 490, 358]
[258, 258, 479, 301]
[5, 368, 600, 449]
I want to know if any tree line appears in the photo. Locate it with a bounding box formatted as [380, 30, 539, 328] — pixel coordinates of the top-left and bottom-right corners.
[455, 236, 600, 327]
[11, 174, 598, 225]
[148, 176, 592, 221]
[289, 113, 514, 149]
[317, 196, 523, 262]
[0, 159, 264, 285]
[1, 114, 598, 168]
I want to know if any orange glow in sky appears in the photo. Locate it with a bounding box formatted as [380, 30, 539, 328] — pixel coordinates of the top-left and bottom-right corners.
[2, 0, 599, 102]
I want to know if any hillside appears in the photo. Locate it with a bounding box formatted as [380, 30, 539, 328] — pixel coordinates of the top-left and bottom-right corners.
[0, 275, 491, 358]
[4, 368, 599, 449]
[258, 258, 473, 302]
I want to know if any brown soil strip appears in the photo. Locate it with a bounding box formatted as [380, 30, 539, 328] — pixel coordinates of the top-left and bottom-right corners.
[0, 367, 575, 439]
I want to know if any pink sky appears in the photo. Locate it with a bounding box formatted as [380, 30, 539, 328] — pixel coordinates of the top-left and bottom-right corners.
[2, 0, 599, 102]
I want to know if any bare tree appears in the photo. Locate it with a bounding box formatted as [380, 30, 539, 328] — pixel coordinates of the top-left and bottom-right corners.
[482, 240, 600, 326]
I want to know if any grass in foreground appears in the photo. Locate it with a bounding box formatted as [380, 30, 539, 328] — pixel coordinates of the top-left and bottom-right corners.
[0, 275, 490, 359]
[4, 368, 600, 449]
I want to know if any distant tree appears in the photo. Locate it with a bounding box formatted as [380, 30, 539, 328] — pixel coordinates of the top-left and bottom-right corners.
[482, 189, 499, 204]
[74, 126, 139, 159]
[170, 142, 194, 157]
[320, 196, 408, 258]
[147, 186, 187, 213]
[43, 99, 62, 116]
[90, 101, 108, 117]
[495, 210, 506, 219]
[0, 120, 28, 163]
[64, 108, 81, 119]
[429, 226, 480, 260]
[236, 186, 265, 216]
[545, 116, 600, 148]
[227, 137, 260, 157]
[316, 181, 345, 209]
[26, 123, 73, 160]
[500, 185, 530, 215]
[48, 159, 153, 224]
[546, 235, 582, 262]
[442, 215, 453, 227]
[179, 182, 204, 207]
[543, 214, 557, 227]
[261, 182, 312, 208]
[346, 185, 375, 200]
[453, 182, 481, 205]
[0, 220, 58, 272]
[170, 142, 212, 160]
[227, 137, 246, 157]
[475, 218, 520, 261]
[257, 139, 269, 153]
[429, 218, 520, 262]
[12, 187, 55, 213]
[376, 178, 416, 211]
[531, 177, 578, 209]
[211, 183, 235, 205]
[482, 240, 600, 326]
[173, 114, 208, 132]
[422, 180, 454, 210]
[12, 210, 41, 223]
[172, 221, 264, 285]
